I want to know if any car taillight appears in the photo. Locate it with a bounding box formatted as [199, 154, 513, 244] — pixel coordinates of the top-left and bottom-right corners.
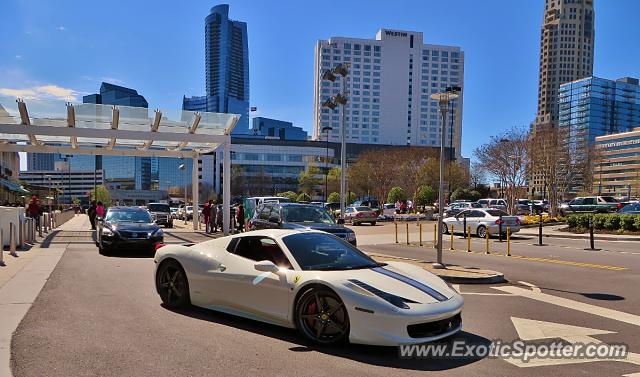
[617, 203, 623, 209]
[154, 243, 166, 251]
[356, 213, 364, 218]
[495, 219, 504, 225]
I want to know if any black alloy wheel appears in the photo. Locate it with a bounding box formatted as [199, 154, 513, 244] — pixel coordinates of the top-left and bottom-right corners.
[295, 287, 349, 345]
[156, 260, 191, 308]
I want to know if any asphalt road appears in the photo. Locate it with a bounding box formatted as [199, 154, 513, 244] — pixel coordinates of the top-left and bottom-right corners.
[10, 227, 640, 377]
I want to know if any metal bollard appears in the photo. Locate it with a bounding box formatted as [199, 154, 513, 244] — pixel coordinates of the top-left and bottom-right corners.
[498, 214, 503, 242]
[0, 228, 4, 266]
[395, 222, 398, 244]
[433, 223, 437, 249]
[10, 222, 18, 256]
[584, 217, 601, 251]
[467, 225, 471, 252]
[39, 215, 43, 238]
[485, 229, 490, 254]
[506, 226, 511, 256]
[18, 221, 24, 248]
[419, 223, 423, 246]
[406, 223, 409, 245]
[449, 225, 455, 250]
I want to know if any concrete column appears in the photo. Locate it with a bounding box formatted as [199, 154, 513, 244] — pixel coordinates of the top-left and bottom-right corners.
[192, 154, 199, 230]
[223, 140, 231, 236]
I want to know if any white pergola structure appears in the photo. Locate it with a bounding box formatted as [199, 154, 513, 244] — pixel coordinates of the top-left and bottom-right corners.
[0, 95, 239, 235]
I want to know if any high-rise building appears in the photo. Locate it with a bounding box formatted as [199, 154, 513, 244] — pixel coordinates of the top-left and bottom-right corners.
[83, 82, 148, 108]
[535, 0, 595, 127]
[313, 29, 464, 159]
[251, 117, 308, 141]
[183, 4, 250, 135]
[594, 128, 640, 197]
[559, 76, 640, 193]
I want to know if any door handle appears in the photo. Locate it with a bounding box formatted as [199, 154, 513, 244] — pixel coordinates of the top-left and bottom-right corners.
[219, 264, 227, 272]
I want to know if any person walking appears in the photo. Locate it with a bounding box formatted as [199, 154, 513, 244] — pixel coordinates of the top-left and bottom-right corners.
[216, 204, 223, 233]
[236, 204, 245, 233]
[202, 201, 211, 233]
[26, 196, 42, 231]
[96, 201, 106, 219]
[208, 200, 218, 233]
[88, 200, 97, 230]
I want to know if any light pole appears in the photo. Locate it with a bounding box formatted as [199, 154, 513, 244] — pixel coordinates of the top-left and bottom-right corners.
[322, 125, 333, 203]
[179, 163, 187, 225]
[431, 89, 459, 269]
[321, 63, 349, 220]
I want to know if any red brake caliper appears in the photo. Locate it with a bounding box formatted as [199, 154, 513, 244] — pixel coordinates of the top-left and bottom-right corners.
[305, 302, 317, 328]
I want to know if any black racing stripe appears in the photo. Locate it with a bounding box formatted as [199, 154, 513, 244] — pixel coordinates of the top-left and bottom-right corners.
[372, 267, 448, 302]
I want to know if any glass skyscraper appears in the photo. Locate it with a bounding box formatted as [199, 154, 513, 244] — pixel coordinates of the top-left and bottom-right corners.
[183, 4, 250, 135]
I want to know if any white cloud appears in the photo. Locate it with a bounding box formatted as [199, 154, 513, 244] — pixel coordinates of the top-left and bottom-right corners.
[0, 85, 81, 102]
[15, 55, 22, 59]
[58, 26, 66, 31]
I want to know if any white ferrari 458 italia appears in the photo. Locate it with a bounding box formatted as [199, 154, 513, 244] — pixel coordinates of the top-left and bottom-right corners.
[154, 229, 463, 346]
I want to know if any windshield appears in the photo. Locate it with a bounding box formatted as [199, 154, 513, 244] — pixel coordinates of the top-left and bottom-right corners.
[354, 206, 371, 211]
[186, 206, 193, 211]
[282, 206, 335, 224]
[105, 210, 152, 223]
[621, 203, 640, 211]
[148, 204, 170, 212]
[486, 209, 509, 217]
[282, 233, 382, 271]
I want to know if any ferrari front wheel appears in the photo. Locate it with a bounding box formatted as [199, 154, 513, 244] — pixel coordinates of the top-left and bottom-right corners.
[156, 260, 191, 308]
[295, 287, 349, 345]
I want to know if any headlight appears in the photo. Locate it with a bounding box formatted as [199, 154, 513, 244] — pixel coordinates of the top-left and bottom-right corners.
[152, 228, 164, 237]
[346, 232, 356, 241]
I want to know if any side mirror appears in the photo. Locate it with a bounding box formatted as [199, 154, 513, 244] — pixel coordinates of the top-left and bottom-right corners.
[337, 218, 345, 225]
[254, 260, 279, 273]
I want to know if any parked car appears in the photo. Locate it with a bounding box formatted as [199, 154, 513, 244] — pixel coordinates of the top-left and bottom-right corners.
[324, 202, 342, 218]
[381, 203, 397, 217]
[476, 198, 508, 211]
[147, 202, 173, 228]
[559, 196, 622, 216]
[444, 202, 483, 218]
[170, 207, 179, 219]
[250, 203, 357, 245]
[618, 203, 640, 214]
[96, 206, 164, 255]
[442, 208, 521, 238]
[344, 206, 378, 226]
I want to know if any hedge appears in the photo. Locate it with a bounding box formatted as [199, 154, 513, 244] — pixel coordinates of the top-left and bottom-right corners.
[566, 214, 640, 232]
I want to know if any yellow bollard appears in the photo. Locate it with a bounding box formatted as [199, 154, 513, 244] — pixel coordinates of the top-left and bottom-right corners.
[419, 223, 423, 246]
[506, 226, 511, 256]
[485, 229, 490, 254]
[395, 222, 398, 244]
[467, 225, 471, 252]
[406, 222, 409, 245]
[433, 223, 437, 249]
[449, 224, 455, 250]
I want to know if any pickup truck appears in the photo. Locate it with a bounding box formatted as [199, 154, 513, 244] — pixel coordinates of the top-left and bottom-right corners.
[559, 196, 622, 216]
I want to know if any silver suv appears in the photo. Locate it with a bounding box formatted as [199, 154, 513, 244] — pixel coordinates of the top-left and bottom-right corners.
[148, 203, 173, 228]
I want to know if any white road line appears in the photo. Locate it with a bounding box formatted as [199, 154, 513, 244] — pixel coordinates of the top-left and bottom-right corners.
[493, 286, 640, 327]
[518, 281, 542, 293]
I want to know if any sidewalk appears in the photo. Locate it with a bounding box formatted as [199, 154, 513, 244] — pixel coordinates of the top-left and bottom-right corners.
[0, 214, 87, 377]
[518, 224, 640, 241]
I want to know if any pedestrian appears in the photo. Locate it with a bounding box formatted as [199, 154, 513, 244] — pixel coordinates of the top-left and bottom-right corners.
[236, 203, 245, 233]
[26, 196, 41, 231]
[96, 201, 106, 219]
[209, 200, 217, 233]
[202, 201, 211, 233]
[88, 200, 97, 230]
[216, 204, 223, 232]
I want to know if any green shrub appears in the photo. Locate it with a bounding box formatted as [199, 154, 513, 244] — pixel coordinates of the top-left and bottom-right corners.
[592, 214, 607, 229]
[604, 215, 621, 230]
[620, 215, 637, 231]
[635, 216, 640, 231]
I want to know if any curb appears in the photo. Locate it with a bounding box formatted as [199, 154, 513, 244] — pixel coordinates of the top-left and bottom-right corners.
[368, 252, 506, 284]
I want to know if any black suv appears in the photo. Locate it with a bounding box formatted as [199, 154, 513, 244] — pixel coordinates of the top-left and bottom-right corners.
[250, 203, 357, 245]
[148, 203, 173, 228]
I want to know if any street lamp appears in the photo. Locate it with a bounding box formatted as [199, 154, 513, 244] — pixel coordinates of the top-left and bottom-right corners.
[321, 62, 349, 220]
[430, 89, 459, 269]
[445, 86, 461, 200]
[322, 126, 333, 203]
[178, 163, 187, 225]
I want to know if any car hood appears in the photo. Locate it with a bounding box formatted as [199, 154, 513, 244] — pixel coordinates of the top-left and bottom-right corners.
[304, 261, 456, 305]
[282, 222, 353, 233]
[106, 222, 159, 232]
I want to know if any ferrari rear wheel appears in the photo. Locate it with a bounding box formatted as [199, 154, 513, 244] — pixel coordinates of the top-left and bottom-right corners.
[156, 260, 191, 308]
[295, 287, 349, 345]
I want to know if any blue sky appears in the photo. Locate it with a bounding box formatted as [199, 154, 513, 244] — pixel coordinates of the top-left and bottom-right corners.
[1, 0, 639, 159]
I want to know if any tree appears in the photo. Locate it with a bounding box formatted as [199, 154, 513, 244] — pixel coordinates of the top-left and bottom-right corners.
[474, 127, 529, 215]
[414, 185, 436, 206]
[231, 165, 246, 198]
[326, 167, 341, 195]
[450, 188, 481, 202]
[387, 187, 407, 203]
[298, 166, 321, 196]
[297, 192, 311, 202]
[89, 185, 111, 205]
[327, 192, 340, 203]
[277, 191, 298, 202]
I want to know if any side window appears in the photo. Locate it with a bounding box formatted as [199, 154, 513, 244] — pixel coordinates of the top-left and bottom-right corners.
[259, 205, 271, 220]
[269, 206, 281, 222]
[345, 208, 353, 213]
[233, 236, 293, 269]
[489, 200, 497, 205]
[469, 210, 485, 218]
[583, 198, 596, 205]
[571, 198, 584, 205]
[226, 237, 239, 253]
